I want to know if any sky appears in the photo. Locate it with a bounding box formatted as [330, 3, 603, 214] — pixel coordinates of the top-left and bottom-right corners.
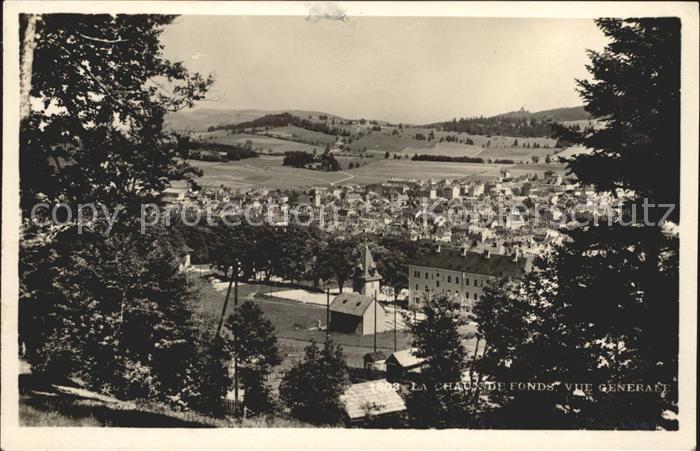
[160, 16, 609, 124]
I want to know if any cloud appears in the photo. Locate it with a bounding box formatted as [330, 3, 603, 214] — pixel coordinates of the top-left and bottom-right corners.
[190, 52, 207, 60]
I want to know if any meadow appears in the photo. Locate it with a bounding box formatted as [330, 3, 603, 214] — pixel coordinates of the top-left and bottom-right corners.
[187, 153, 572, 189]
[195, 130, 320, 154]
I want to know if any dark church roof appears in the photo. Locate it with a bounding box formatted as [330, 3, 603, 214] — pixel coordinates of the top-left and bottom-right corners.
[410, 248, 529, 278]
[353, 243, 382, 281]
[330, 292, 383, 317]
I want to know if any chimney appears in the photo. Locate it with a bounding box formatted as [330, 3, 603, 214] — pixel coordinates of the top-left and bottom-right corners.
[462, 247, 467, 256]
[512, 250, 519, 262]
[484, 249, 491, 259]
[436, 245, 441, 253]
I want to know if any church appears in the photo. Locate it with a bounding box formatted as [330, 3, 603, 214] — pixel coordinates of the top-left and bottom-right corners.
[329, 243, 387, 335]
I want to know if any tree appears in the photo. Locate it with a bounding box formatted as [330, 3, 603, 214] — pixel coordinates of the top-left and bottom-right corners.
[225, 301, 282, 415]
[279, 340, 349, 425]
[474, 226, 678, 429]
[531, 155, 540, 163]
[384, 151, 390, 159]
[20, 14, 212, 213]
[552, 18, 680, 223]
[317, 236, 360, 292]
[23, 224, 231, 414]
[512, 139, 519, 147]
[273, 225, 313, 283]
[405, 295, 472, 428]
[475, 18, 681, 429]
[209, 223, 257, 335]
[19, 14, 228, 413]
[545, 154, 551, 164]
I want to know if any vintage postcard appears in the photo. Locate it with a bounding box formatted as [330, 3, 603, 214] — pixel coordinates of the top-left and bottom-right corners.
[2, 1, 697, 449]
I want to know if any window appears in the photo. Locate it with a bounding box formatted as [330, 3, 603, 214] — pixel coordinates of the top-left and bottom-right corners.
[414, 271, 420, 278]
[456, 277, 460, 284]
[447, 275, 451, 283]
[473, 293, 478, 300]
[466, 278, 470, 286]
[415, 284, 419, 290]
[425, 272, 428, 279]
[436, 281, 440, 287]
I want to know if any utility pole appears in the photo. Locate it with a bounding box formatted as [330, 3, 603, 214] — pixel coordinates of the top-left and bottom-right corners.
[233, 261, 240, 414]
[393, 291, 397, 352]
[216, 264, 235, 336]
[326, 284, 330, 342]
[373, 292, 377, 353]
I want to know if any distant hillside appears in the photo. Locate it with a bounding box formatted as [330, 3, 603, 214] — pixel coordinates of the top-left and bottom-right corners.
[165, 108, 346, 132]
[496, 106, 591, 122]
[432, 106, 591, 138]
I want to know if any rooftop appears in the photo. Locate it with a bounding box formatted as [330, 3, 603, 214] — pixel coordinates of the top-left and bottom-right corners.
[330, 292, 383, 317]
[409, 248, 529, 278]
[388, 348, 425, 368]
[340, 379, 406, 420]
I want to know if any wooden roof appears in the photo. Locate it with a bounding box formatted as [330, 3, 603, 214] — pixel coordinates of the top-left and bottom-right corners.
[340, 379, 406, 420]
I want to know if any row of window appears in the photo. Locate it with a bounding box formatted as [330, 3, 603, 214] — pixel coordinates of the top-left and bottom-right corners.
[412, 270, 485, 287]
[414, 284, 479, 300]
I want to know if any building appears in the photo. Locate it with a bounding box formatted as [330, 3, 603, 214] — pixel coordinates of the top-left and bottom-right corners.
[385, 348, 425, 381]
[408, 247, 531, 312]
[329, 292, 387, 335]
[340, 379, 406, 423]
[162, 181, 188, 203]
[363, 351, 387, 371]
[352, 244, 382, 298]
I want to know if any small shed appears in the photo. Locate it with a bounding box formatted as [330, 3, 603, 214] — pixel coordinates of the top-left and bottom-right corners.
[363, 351, 387, 371]
[340, 379, 406, 423]
[329, 292, 386, 336]
[385, 348, 425, 381]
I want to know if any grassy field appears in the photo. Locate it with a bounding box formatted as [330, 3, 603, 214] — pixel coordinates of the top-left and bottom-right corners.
[477, 146, 557, 163]
[266, 125, 338, 146]
[196, 130, 320, 154]
[189, 157, 348, 189]
[189, 157, 514, 188]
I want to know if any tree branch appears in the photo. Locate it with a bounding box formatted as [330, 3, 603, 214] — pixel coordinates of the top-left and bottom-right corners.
[77, 32, 129, 44]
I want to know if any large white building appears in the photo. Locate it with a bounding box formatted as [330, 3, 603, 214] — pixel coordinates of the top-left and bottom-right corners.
[408, 247, 531, 312]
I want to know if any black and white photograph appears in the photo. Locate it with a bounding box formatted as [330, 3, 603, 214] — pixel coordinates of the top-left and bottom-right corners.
[1, 1, 697, 449]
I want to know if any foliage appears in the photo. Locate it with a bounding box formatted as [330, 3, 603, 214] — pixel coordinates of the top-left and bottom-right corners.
[226, 301, 282, 415]
[412, 154, 485, 164]
[21, 14, 212, 212]
[22, 224, 231, 414]
[316, 235, 361, 292]
[552, 18, 680, 223]
[19, 14, 230, 416]
[279, 340, 349, 425]
[474, 226, 678, 429]
[212, 112, 351, 137]
[282, 150, 340, 171]
[405, 295, 473, 428]
[473, 18, 680, 429]
[282, 150, 316, 168]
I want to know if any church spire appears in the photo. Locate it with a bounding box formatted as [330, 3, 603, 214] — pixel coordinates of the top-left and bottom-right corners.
[352, 242, 382, 297]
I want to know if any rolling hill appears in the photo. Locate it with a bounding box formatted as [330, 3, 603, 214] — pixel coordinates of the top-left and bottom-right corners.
[165, 108, 348, 132]
[496, 105, 591, 121]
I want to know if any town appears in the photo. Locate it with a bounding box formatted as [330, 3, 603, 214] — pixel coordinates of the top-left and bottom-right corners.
[12, 9, 682, 436]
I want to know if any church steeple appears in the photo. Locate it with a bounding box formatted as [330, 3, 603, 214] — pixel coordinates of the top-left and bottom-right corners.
[352, 243, 382, 297]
